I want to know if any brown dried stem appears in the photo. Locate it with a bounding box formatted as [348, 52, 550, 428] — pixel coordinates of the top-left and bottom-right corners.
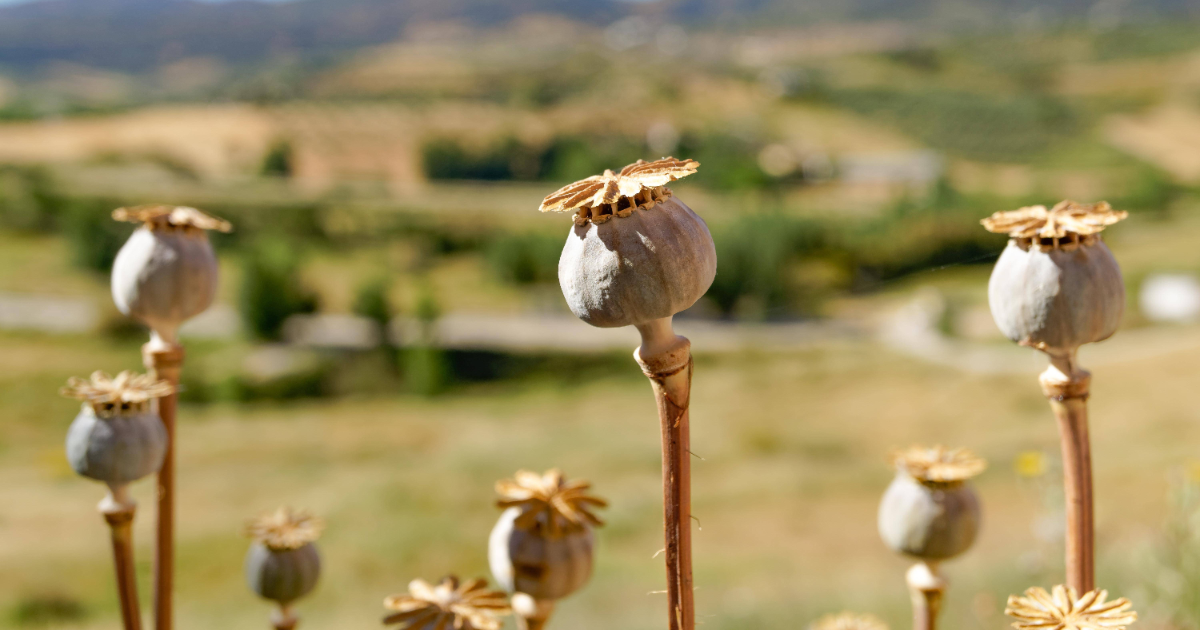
[1041, 350, 1094, 593]
[100, 486, 142, 630]
[144, 341, 185, 630]
[635, 317, 695, 630]
[907, 561, 946, 630]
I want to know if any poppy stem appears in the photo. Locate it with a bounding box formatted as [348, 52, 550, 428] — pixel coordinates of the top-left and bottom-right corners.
[100, 486, 142, 630]
[1041, 350, 1094, 594]
[144, 339, 185, 630]
[636, 317, 695, 630]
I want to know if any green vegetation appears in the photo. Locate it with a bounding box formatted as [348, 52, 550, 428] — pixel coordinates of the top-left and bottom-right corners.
[827, 89, 1078, 162]
[238, 239, 320, 340]
[259, 139, 295, 178]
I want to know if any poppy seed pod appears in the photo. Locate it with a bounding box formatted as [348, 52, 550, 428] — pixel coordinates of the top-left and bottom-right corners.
[983, 201, 1127, 353]
[111, 205, 232, 344]
[245, 508, 323, 606]
[543, 158, 716, 328]
[61, 371, 172, 487]
[488, 469, 606, 602]
[878, 446, 985, 562]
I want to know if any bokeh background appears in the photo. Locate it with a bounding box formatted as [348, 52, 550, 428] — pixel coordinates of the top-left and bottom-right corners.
[2, 0, 1200, 628]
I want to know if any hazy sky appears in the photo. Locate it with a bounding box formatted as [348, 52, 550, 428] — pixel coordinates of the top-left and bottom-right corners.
[0, 0, 298, 4]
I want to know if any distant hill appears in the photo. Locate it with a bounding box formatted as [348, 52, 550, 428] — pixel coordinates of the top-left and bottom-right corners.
[0, 0, 621, 72]
[0, 0, 1196, 73]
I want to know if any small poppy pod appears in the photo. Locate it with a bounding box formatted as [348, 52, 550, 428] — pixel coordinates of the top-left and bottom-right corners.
[489, 507, 594, 601]
[488, 469, 607, 601]
[542, 158, 717, 328]
[110, 205, 232, 342]
[61, 371, 172, 487]
[878, 446, 984, 562]
[983, 201, 1126, 353]
[245, 508, 322, 606]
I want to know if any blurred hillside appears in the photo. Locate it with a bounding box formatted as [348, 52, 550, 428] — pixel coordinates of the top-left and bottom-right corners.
[0, 0, 1198, 75]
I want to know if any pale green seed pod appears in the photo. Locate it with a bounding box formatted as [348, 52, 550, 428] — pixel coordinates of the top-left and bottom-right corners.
[110, 205, 231, 343]
[878, 446, 984, 562]
[542, 158, 716, 328]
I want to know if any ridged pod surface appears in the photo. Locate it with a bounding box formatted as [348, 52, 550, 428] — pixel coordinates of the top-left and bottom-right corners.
[558, 197, 716, 327]
[111, 227, 219, 339]
[65, 405, 167, 486]
[245, 541, 321, 605]
[878, 473, 980, 561]
[988, 239, 1124, 352]
[489, 507, 594, 601]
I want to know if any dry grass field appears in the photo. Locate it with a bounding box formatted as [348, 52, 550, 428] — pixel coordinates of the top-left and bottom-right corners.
[4, 320, 1200, 629]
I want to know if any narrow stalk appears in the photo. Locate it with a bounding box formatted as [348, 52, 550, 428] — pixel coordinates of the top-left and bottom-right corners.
[271, 604, 298, 630]
[144, 337, 185, 630]
[906, 561, 945, 630]
[100, 486, 142, 630]
[1040, 350, 1093, 593]
[512, 594, 556, 630]
[635, 317, 695, 630]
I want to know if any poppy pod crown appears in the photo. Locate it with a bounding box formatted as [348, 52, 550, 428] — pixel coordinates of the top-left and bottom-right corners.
[247, 507, 323, 552]
[540, 157, 699, 226]
[496, 469, 607, 536]
[383, 576, 511, 630]
[61, 370, 173, 417]
[982, 200, 1126, 251]
[113, 204, 232, 234]
[1005, 585, 1136, 630]
[892, 445, 987, 489]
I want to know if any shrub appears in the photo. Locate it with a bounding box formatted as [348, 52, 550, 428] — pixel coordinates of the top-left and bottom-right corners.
[353, 276, 394, 331]
[485, 232, 562, 285]
[238, 239, 319, 340]
[260, 139, 294, 178]
[10, 593, 86, 626]
[0, 166, 62, 232]
[62, 199, 130, 273]
[707, 215, 828, 319]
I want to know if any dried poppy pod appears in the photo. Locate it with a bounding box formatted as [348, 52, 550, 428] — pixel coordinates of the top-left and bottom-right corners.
[245, 507, 323, 630]
[878, 446, 985, 630]
[878, 445, 984, 560]
[111, 204, 232, 346]
[61, 370, 173, 630]
[546, 158, 715, 328]
[1005, 585, 1136, 630]
[62, 371, 172, 489]
[982, 201, 1128, 594]
[488, 469, 607, 630]
[540, 157, 714, 630]
[984, 201, 1126, 354]
[383, 576, 511, 630]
